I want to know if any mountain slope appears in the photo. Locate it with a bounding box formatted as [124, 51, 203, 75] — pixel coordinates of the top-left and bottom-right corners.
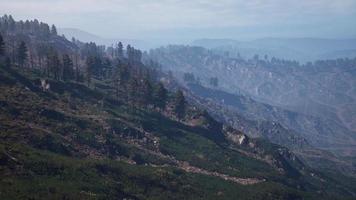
[1, 65, 356, 199]
[148, 45, 356, 158]
[182, 83, 356, 176]
[1, 15, 356, 199]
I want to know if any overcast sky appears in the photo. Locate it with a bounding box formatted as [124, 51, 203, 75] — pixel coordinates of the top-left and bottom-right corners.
[1, 0, 356, 42]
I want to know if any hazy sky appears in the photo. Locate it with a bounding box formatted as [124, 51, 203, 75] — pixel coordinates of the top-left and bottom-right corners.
[1, 0, 356, 42]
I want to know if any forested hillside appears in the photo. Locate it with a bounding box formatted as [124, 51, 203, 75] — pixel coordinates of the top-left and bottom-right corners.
[1, 15, 356, 199]
[148, 45, 356, 157]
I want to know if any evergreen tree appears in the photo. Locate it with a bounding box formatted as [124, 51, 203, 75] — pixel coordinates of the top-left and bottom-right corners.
[51, 24, 57, 35]
[119, 63, 130, 85]
[174, 90, 186, 119]
[0, 34, 4, 56]
[92, 56, 103, 77]
[133, 48, 142, 63]
[117, 42, 123, 58]
[128, 78, 139, 104]
[153, 82, 167, 110]
[101, 58, 111, 79]
[17, 41, 28, 67]
[86, 56, 94, 87]
[40, 23, 51, 38]
[126, 45, 132, 62]
[8, 15, 15, 32]
[46, 49, 61, 80]
[62, 54, 74, 81]
[140, 78, 153, 106]
[112, 62, 130, 101]
[112, 63, 121, 101]
[53, 54, 61, 80]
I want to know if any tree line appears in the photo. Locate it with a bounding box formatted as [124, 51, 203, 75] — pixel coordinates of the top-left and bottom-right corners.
[0, 15, 188, 120]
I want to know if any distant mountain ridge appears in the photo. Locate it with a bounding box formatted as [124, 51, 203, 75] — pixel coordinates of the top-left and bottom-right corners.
[192, 38, 356, 62]
[58, 28, 152, 50]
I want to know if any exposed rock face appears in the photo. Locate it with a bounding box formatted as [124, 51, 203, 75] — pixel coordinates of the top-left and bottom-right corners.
[226, 131, 248, 145]
[224, 127, 307, 177]
[189, 110, 223, 134]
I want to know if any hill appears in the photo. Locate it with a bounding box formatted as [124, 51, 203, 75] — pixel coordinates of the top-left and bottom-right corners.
[148, 45, 356, 158]
[1, 15, 356, 199]
[2, 62, 356, 199]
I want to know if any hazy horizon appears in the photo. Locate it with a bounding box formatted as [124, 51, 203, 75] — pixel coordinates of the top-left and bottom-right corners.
[1, 0, 356, 43]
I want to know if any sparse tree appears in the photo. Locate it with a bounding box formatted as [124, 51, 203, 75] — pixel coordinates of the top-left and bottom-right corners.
[62, 54, 74, 81]
[86, 56, 94, 87]
[140, 78, 153, 106]
[17, 41, 28, 67]
[126, 44, 132, 62]
[51, 24, 57, 35]
[174, 90, 186, 119]
[117, 42, 123, 58]
[47, 50, 61, 80]
[153, 82, 167, 110]
[112, 62, 121, 100]
[119, 63, 130, 85]
[128, 78, 139, 103]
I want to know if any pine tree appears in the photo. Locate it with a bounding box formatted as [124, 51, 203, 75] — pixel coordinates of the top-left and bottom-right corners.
[140, 78, 153, 106]
[73, 52, 81, 82]
[128, 78, 139, 104]
[17, 41, 28, 67]
[126, 45, 133, 63]
[53, 54, 61, 80]
[51, 24, 57, 35]
[0, 34, 5, 56]
[117, 42, 123, 58]
[47, 50, 61, 80]
[153, 82, 167, 110]
[39, 23, 51, 38]
[86, 56, 94, 87]
[119, 63, 130, 85]
[174, 90, 186, 119]
[112, 63, 121, 101]
[112, 62, 129, 96]
[62, 54, 73, 81]
[8, 15, 15, 32]
[101, 58, 111, 79]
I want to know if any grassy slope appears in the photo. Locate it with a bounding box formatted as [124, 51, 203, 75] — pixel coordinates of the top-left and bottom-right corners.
[0, 65, 354, 199]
